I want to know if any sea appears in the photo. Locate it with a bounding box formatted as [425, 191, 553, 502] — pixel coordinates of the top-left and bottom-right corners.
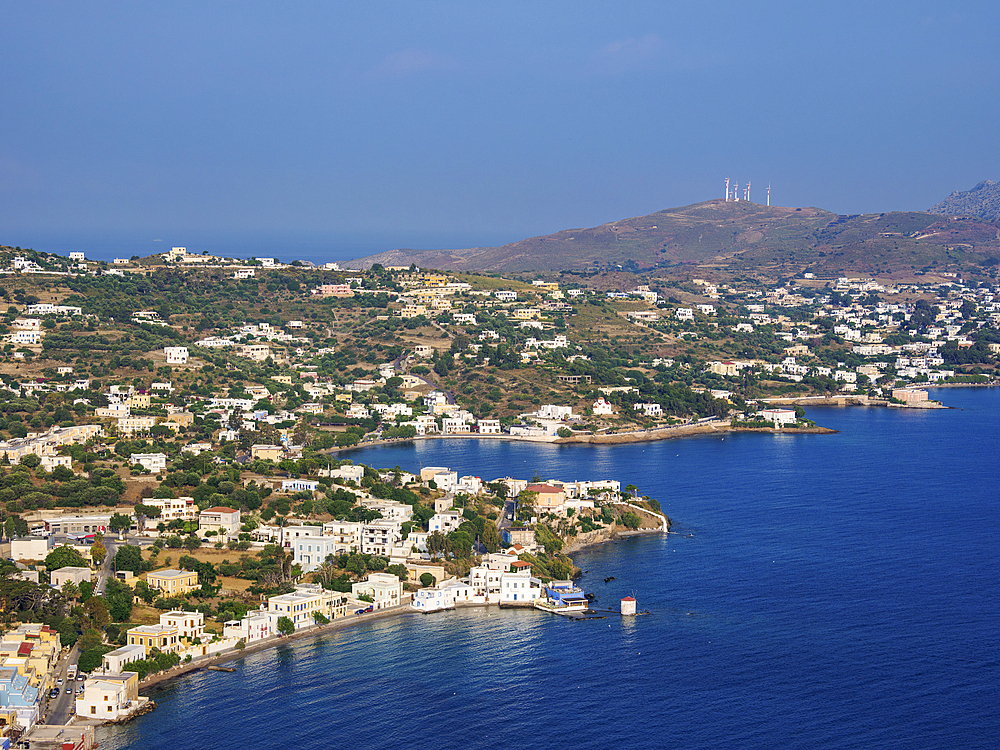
[99, 388, 1000, 750]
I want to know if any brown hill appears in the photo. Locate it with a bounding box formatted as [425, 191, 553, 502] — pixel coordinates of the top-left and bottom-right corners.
[347, 199, 1000, 279]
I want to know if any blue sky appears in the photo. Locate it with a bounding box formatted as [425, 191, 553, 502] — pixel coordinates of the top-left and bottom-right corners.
[3, 2, 999, 260]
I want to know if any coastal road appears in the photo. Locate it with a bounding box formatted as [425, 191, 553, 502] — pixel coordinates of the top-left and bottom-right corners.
[43, 646, 81, 725]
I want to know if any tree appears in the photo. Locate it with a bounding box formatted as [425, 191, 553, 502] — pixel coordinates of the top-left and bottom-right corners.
[81, 597, 110, 630]
[109, 513, 132, 535]
[19, 454, 41, 469]
[133, 504, 162, 534]
[114, 544, 146, 574]
[78, 644, 115, 673]
[276, 616, 295, 636]
[313, 611, 330, 625]
[90, 537, 107, 566]
[556, 426, 572, 438]
[184, 535, 202, 551]
[419, 572, 434, 587]
[61, 580, 80, 601]
[45, 545, 89, 571]
[482, 521, 500, 554]
[104, 578, 134, 622]
[621, 511, 642, 530]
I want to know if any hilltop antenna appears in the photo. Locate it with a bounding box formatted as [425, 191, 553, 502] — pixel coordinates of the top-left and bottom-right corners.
[725, 177, 731, 202]
[767, 183, 771, 207]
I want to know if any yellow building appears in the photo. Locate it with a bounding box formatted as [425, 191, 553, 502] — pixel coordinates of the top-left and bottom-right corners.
[126, 624, 180, 656]
[127, 392, 152, 409]
[251, 444, 284, 461]
[146, 568, 199, 595]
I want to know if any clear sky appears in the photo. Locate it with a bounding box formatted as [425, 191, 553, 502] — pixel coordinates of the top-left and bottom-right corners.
[3, 2, 999, 260]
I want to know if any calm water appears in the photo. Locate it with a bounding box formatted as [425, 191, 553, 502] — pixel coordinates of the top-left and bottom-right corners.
[101, 388, 1000, 750]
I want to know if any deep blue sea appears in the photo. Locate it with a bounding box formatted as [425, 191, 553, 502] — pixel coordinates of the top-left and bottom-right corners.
[100, 388, 1000, 750]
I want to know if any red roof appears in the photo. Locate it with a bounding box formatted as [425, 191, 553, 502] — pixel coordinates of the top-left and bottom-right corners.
[511, 561, 532, 569]
[17, 642, 33, 656]
[525, 484, 562, 493]
[621, 596, 636, 602]
[203, 507, 238, 514]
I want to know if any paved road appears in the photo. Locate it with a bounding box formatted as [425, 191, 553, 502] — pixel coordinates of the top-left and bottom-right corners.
[43, 647, 81, 725]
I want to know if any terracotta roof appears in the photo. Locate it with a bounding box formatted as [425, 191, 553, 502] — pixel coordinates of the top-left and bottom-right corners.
[525, 484, 562, 493]
[202, 507, 239, 514]
[511, 561, 532, 568]
[17, 642, 32, 656]
[621, 596, 636, 601]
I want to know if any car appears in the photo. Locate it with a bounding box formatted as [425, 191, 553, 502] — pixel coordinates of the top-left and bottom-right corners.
[56, 678, 63, 685]
[65, 686, 72, 693]
[77, 675, 85, 681]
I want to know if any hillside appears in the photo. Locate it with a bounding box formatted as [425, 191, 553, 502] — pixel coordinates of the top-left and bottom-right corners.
[928, 180, 1000, 222]
[346, 199, 1000, 280]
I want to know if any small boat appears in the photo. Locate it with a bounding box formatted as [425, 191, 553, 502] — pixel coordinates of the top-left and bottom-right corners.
[604, 576, 616, 582]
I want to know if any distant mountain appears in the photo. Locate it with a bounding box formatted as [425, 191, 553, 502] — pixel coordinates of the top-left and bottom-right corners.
[928, 180, 1000, 221]
[347, 199, 1000, 279]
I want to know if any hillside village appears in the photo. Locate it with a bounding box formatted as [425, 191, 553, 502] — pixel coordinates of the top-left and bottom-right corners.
[0, 242, 998, 739]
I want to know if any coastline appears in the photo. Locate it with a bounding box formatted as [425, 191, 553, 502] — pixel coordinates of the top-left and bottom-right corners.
[136, 605, 420, 694]
[326, 420, 838, 454]
[131, 529, 672, 696]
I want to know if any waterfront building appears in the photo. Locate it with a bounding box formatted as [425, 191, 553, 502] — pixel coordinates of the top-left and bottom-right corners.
[100, 644, 146, 673]
[267, 585, 340, 629]
[351, 573, 403, 610]
[126, 624, 180, 656]
[499, 569, 542, 604]
[75, 672, 139, 720]
[159, 611, 204, 642]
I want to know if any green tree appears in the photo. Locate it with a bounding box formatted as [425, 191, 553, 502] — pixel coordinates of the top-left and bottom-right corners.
[104, 578, 134, 622]
[419, 572, 434, 587]
[621, 511, 642, 530]
[276, 616, 295, 636]
[133, 504, 162, 533]
[482, 521, 500, 554]
[19, 454, 41, 469]
[109, 513, 132, 535]
[45, 545, 89, 571]
[78, 645, 115, 673]
[114, 544, 146, 574]
[556, 426, 572, 438]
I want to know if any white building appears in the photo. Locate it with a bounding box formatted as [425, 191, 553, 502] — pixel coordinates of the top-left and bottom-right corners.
[159, 611, 204, 641]
[100, 644, 146, 673]
[224, 610, 277, 642]
[130, 452, 167, 474]
[351, 572, 403, 610]
[759, 408, 798, 427]
[163, 347, 189, 364]
[75, 673, 140, 720]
